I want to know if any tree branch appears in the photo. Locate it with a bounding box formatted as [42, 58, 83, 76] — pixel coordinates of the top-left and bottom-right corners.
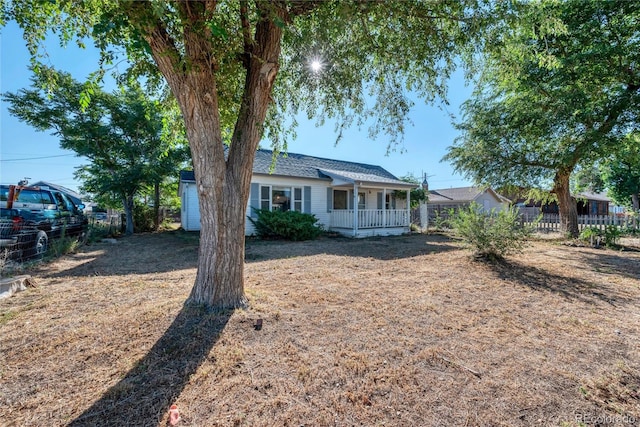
[123, 2, 184, 80]
[240, 0, 253, 69]
[288, 0, 323, 17]
[177, 1, 218, 74]
[227, 1, 286, 178]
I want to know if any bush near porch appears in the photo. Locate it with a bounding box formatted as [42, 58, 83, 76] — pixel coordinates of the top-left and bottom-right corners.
[248, 208, 323, 241]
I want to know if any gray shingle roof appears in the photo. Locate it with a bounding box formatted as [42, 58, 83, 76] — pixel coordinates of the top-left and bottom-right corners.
[253, 149, 399, 180]
[576, 191, 611, 202]
[319, 169, 415, 188]
[428, 186, 511, 203]
[428, 187, 484, 203]
[180, 149, 404, 183]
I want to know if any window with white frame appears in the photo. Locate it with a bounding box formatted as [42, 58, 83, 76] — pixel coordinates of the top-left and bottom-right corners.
[260, 186, 270, 210]
[358, 192, 366, 210]
[333, 190, 348, 209]
[260, 185, 303, 212]
[272, 186, 291, 211]
[385, 193, 396, 209]
[293, 187, 302, 211]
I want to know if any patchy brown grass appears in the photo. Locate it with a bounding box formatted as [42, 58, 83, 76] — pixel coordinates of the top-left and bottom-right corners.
[0, 231, 639, 427]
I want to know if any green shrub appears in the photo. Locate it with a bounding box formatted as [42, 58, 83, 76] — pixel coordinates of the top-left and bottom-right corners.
[579, 225, 622, 248]
[432, 210, 451, 231]
[579, 226, 602, 247]
[248, 209, 323, 241]
[48, 235, 81, 257]
[86, 222, 115, 243]
[604, 225, 621, 246]
[133, 204, 156, 232]
[450, 203, 534, 260]
[47, 226, 83, 258]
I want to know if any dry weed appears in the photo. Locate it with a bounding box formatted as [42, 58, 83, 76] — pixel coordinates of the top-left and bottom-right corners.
[0, 231, 638, 426]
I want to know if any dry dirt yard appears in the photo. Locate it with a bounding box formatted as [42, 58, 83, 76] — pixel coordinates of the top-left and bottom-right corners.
[0, 231, 639, 427]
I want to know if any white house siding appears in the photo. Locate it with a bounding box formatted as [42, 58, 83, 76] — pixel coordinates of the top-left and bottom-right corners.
[179, 176, 329, 234]
[427, 190, 507, 214]
[475, 191, 508, 212]
[180, 182, 201, 231]
[180, 179, 410, 235]
[245, 175, 330, 236]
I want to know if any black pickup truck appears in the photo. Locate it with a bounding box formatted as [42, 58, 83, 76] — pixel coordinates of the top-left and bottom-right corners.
[0, 208, 48, 259]
[0, 184, 88, 260]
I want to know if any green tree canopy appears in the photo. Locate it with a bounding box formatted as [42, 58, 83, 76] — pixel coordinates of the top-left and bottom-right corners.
[394, 174, 427, 208]
[4, 69, 189, 234]
[3, 0, 496, 309]
[602, 133, 640, 211]
[444, 0, 640, 236]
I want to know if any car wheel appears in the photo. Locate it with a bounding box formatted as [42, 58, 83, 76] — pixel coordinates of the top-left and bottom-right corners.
[34, 231, 48, 257]
[24, 230, 48, 260]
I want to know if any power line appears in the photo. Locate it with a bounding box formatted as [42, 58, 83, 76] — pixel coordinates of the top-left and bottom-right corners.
[0, 154, 77, 162]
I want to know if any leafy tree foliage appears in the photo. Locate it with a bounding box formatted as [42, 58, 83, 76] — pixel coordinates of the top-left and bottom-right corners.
[602, 133, 640, 211]
[3, 0, 495, 309]
[394, 174, 427, 208]
[4, 70, 189, 234]
[444, 0, 640, 237]
[572, 165, 606, 195]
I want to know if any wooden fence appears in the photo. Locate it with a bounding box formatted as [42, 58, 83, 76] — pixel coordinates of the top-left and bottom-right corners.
[520, 213, 639, 232]
[88, 212, 124, 235]
[411, 205, 640, 233]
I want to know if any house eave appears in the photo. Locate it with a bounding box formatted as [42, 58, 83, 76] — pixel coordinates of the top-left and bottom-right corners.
[252, 172, 331, 181]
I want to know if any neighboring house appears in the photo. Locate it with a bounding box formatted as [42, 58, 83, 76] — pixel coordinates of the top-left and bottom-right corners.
[515, 191, 611, 216]
[427, 186, 511, 219]
[179, 149, 417, 237]
[576, 192, 611, 216]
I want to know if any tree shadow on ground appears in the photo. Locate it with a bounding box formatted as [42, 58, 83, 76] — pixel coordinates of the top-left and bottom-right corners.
[41, 230, 200, 278]
[492, 259, 634, 307]
[69, 305, 231, 427]
[39, 232, 458, 279]
[244, 233, 459, 262]
[578, 248, 640, 282]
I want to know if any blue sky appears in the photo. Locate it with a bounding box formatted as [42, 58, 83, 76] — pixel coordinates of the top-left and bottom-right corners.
[1, 21, 473, 194]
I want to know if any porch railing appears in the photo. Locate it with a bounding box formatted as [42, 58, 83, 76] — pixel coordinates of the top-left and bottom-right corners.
[330, 209, 409, 229]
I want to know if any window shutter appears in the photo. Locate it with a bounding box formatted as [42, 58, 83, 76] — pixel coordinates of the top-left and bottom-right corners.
[249, 183, 260, 218]
[326, 187, 333, 212]
[348, 190, 353, 210]
[377, 192, 383, 210]
[304, 186, 311, 213]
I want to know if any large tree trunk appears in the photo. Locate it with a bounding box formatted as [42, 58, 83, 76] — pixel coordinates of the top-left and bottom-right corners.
[122, 194, 135, 236]
[132, 2, 285, 309]
[553, 169, 579, 237]
[632, 193, 639, 212]
[153, 182, 160, 231]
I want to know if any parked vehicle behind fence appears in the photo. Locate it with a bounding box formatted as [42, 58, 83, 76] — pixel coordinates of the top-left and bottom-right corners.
[0, 184, 88, 260]
[0, 208, 48, 260]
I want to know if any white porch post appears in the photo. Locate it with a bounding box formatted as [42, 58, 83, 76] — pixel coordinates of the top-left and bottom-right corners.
[353, 183, 359, 237]
[382, 188, 387, 229]
[420, 200, 428, 232]
[406, 189, 411, 228]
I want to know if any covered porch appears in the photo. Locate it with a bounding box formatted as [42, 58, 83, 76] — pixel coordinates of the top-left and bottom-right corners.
[320, 168, 416, 238]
